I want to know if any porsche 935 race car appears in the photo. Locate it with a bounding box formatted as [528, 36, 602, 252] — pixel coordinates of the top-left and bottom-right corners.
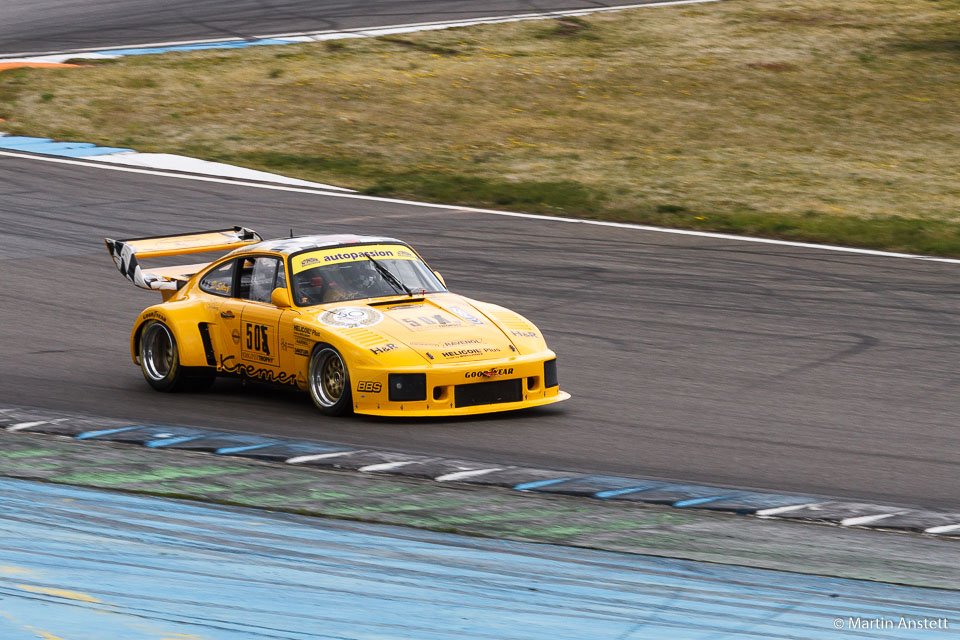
[105, 227, 570, 416]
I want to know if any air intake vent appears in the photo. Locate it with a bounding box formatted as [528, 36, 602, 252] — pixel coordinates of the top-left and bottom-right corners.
[544, 359, 558, 388]
[455, 379, 522, 408]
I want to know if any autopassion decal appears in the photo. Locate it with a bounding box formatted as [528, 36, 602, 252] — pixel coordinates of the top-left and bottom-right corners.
[319, 306, 384, 328]
[291, 244, 418, 274]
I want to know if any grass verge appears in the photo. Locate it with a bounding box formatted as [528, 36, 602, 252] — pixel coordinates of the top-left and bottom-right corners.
[1, 0, 959, 254]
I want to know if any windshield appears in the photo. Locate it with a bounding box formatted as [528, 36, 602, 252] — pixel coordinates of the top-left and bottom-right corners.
[289, 244, 446, 306]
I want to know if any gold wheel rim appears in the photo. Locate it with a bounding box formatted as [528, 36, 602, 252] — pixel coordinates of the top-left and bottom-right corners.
[322, 356, 344, 400]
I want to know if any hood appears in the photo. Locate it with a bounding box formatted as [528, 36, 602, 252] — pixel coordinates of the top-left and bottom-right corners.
[349, 295, 516, 363]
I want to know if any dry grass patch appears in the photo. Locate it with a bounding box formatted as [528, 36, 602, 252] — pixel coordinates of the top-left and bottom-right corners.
[2, 0, 960, 253]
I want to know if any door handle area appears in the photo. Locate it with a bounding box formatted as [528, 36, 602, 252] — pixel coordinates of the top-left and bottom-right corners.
[220, 311, 235, 319]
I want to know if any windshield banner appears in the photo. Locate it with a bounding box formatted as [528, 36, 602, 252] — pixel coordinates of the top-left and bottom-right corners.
[291, 244, 419, 274]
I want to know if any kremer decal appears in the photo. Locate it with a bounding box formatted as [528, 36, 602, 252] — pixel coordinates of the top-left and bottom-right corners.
[218, 355, 296, 385]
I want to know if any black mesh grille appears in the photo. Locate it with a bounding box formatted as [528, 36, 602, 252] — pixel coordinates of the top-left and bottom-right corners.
[544, 359, 559, 388]
[455, 379, 522, 408]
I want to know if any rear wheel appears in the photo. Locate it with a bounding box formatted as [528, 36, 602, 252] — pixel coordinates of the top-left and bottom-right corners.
[140, 321, 214, 392]
[308, 345, 353, 416]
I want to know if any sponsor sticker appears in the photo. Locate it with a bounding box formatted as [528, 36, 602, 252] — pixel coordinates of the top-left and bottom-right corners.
[441, 349, 482, 359]
[449, 306, 484, 325]
[370, 343, 398, 355]
[202, 280, 230, 294]
[319, 306, 384, 328]
[292, 244, 419, 273]
[398, 313, 464, 331]
[465, 367, 514, 379]
[142, 310, 168, 322]
[241, 322, 277, 366]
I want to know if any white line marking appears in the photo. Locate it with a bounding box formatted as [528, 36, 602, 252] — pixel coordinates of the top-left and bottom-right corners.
[0, 0, 722, 60]
[925, 523, 960, 535]
[840, 512, 905, 527]
[6, 418, 68, 432]
[754, 503, 821, 517]
[435, 468, 503, 482]
[89, 152, 354, 191]
[0, 150, 354, 193]
[3, 148, 960, 265]
[359, 461, 418, 472]
[263, 0, 722, 41]
[286, 451, 358, 464]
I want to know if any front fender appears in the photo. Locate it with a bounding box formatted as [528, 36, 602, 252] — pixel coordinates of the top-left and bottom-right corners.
[467, 299, 550, 354]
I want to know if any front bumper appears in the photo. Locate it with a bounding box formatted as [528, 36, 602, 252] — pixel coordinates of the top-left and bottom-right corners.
[349, 354, 570, 417]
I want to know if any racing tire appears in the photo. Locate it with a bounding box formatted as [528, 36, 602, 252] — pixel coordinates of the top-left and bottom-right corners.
[308, 345, 353, 416]
[139, 320, 215, 392]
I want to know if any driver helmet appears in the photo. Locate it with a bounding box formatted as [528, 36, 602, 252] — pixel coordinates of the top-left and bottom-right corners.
[298, 274, 326, 304]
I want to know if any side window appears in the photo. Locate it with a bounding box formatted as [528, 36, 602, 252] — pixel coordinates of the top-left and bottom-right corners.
[246, 257, 282, 304]
[199, 260, 234, 296]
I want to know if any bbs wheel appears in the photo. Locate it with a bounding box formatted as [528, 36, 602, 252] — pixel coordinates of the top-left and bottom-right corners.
[308, 345, 353, 416]
[139, 321, 214, 392]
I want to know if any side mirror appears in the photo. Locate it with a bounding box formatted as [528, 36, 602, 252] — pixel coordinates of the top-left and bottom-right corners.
[433, 271, 446, 287]
[271, 287, 292, 308]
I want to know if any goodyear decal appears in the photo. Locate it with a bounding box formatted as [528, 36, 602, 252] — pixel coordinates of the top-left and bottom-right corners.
[141, 310, 168, 323]
[292, 244, 418, 274]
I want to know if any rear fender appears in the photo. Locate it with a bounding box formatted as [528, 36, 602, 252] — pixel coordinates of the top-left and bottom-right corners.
[130, 305, 210, 368]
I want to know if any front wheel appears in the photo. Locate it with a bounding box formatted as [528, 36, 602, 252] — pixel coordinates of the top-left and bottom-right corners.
[139, 320, 214, 392]
[308, 345, 353, 416]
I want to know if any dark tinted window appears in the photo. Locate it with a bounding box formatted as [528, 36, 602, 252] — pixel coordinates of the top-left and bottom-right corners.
[199, 260, 234, 296]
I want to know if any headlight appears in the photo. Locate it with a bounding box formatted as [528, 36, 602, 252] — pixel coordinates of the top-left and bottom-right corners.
[388, 373, 427, 401]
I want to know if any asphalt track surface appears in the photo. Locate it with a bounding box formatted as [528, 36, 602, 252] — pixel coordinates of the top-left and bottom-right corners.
[0, 0, 662, 56]
[1, 153, 959, 511]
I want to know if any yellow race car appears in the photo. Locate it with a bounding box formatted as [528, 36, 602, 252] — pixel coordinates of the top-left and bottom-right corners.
[105, 227, 570, 416]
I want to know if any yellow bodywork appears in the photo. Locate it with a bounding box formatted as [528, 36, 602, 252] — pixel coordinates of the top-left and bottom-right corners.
[122, 235, 569, 417]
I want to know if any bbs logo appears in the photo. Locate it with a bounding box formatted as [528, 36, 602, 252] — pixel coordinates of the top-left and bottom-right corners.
[356, 381, 382, 393]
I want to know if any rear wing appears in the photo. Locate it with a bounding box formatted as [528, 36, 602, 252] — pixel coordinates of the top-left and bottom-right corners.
[105, 226, 261, 291]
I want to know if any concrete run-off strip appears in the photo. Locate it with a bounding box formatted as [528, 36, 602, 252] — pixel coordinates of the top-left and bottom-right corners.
[0, 426, 957, 590]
